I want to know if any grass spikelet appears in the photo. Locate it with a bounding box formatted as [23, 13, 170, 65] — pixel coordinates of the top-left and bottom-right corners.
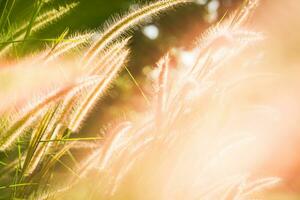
[0, 76, 100, 151]
[69, 49, 130, 133]
[156, 54, 170, 127]
[56, 76, 103, 124]
[230, 0, 259, 27]
[190, 29, 263, 83]
[98, 122, 132, 171]
[189, 0, 260, 77]
[77, 147, 103, 178]
[0, 85, 71, 151]
[43, 32, 94, 63]
[15, 3, 78, 39]
[29, 3, 78, 34]
[21, 77, 101, 174]
[24, 76, 102, 174]
[87, 38, 131, 76]
[243, 177, 281, 197]
[0, 107, 45, 151]
[82, 0, 191, 68]
[0, 3, 78, 57]
[219, 180, 243, 200]
[29, 184, 74, 200]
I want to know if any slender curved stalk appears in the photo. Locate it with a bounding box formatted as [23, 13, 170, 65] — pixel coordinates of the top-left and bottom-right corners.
[69, 50, 130, 133]
[82, 0, 191, 68]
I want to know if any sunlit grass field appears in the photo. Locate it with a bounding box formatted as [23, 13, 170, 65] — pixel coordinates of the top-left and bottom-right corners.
[1, 0, 300, 199]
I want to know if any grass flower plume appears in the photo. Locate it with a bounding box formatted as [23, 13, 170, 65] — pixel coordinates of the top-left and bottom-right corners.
[0, 0, 291, 199]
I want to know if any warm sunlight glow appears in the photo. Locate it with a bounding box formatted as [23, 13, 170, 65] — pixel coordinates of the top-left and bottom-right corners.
[1, 0, 300, 199]
[179, 50, 197, 67]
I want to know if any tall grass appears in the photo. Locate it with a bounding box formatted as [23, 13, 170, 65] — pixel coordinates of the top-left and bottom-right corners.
[0, 0, 282, 199]
[0, 0, 193, 199]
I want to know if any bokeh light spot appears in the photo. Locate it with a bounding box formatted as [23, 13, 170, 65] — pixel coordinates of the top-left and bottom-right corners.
[195, 0, 208, 5]
[142, 25, 159, 40]
[207, 0, 220, 12]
